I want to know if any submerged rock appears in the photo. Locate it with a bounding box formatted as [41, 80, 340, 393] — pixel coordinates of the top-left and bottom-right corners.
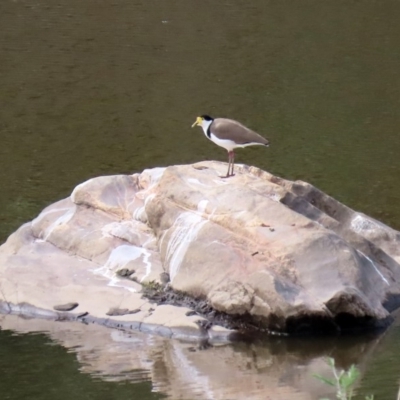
[1, 161, 400, 338]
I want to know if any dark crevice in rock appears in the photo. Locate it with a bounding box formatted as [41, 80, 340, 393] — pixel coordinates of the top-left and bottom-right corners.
[53, 302, 79, 312]
[280, 192, 334, 226]
[285, 312, 388, 335]
[383, 292, 400, 312]
[285, 315, 340, 335]
[333, 313, 391, 331]
[289, 183, 352, 223]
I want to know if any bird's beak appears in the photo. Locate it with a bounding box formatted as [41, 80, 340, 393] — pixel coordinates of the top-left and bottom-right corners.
[191, 117, 202, 128]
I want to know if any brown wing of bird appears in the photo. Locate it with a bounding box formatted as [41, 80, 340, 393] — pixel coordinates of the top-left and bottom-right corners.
[211, 118, 269, 146]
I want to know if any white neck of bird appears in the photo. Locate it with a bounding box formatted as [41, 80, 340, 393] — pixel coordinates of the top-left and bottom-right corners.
[200, 119, 213, 134]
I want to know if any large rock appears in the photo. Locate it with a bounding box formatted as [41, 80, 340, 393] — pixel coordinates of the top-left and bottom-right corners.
[1, 161, 400, 337]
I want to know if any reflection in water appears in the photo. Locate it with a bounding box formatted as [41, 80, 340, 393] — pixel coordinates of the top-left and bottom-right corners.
[0, 316, 162, 400]
[0, 315, 387, 400]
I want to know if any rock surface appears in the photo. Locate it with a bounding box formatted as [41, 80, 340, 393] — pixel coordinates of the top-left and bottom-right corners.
[1, 161, 400, 338]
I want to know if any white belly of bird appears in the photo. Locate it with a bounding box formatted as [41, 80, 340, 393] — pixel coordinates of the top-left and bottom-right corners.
[209, 134, 237, 151]
[209, 133, 262, 152]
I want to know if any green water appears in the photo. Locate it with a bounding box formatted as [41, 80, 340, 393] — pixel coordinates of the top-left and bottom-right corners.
[1, 0, 400, 398]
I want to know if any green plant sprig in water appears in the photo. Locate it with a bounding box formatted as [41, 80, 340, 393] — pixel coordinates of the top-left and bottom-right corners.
[314, 357, 374, 400]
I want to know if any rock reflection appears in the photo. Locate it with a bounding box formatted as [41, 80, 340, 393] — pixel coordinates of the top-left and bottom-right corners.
[0, 315, 383, 400]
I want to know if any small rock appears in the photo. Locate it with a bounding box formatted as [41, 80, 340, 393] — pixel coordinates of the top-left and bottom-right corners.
[106, 307, 141, 316]
[185, 310, 197, 317]
[160, 272, 170, 285]
[116, 268, 135, 277]
[53, 302, 79, 312]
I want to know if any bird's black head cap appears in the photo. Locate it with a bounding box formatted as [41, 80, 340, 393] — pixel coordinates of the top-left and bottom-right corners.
[200, 115, 214, 121]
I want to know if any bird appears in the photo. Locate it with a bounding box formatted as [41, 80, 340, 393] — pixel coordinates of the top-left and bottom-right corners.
[191, 115, 269, 178]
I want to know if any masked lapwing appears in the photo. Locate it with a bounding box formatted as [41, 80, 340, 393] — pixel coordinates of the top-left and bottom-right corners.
[192, 115, 269, 177]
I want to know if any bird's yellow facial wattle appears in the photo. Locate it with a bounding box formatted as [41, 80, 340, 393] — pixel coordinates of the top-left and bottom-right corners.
[191, 117, 203, 128]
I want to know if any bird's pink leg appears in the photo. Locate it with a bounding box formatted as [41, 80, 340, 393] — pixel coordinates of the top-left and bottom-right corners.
[222, 151, 235, 178]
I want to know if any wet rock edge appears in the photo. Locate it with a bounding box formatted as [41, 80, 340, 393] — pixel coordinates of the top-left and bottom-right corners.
[0, 300, 239, 343]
